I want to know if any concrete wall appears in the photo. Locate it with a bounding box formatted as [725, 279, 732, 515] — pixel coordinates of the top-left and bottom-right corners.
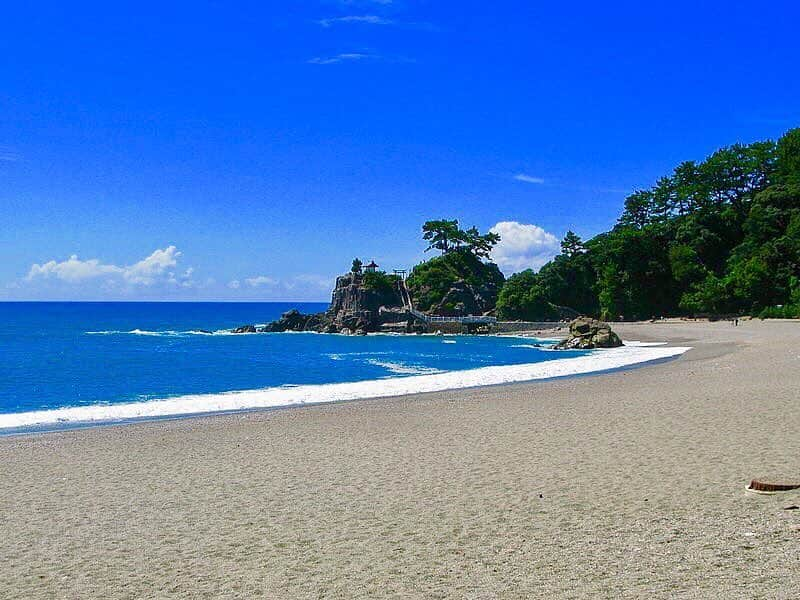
[491, 321, 565, 333]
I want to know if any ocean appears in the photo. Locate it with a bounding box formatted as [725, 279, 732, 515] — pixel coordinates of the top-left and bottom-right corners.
[0, 302, 686, 432]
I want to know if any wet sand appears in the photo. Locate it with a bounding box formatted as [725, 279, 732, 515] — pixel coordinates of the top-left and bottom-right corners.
[2, 320, 799, 598]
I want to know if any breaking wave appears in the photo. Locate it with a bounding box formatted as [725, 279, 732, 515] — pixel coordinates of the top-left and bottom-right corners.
[0, 344, 690, 432]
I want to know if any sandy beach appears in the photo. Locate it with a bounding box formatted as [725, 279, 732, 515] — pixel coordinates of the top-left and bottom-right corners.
[2, 320, 800, 599]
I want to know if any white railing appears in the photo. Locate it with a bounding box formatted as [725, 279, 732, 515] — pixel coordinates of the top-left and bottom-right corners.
[428, 315, 497, 324]
[397, 280, 496, 324]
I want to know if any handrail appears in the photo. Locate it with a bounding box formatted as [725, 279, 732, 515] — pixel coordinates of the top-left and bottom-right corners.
[397, 279, 494, 324]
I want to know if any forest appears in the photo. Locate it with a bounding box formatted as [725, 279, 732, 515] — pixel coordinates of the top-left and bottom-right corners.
[496, 128, 800, 321]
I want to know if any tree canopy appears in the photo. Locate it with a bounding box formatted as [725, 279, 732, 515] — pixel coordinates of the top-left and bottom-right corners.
[421, 220, 500, 258]
[497, 128, 800, 321]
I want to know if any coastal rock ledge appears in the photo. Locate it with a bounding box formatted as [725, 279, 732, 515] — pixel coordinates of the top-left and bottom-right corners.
[554, 317, 623, 350]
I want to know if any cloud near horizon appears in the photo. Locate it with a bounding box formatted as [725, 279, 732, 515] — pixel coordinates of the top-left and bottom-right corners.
[24, 246, 194, 287]
[231, 273, 334, 293]
[244, 275, 278, 288]
[490, 221, 560, 274]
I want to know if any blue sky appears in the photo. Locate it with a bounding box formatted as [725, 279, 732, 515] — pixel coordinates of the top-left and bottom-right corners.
[2, 1, 798, 301]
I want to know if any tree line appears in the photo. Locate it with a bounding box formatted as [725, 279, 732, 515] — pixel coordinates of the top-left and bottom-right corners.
[497, 128, 800, 321]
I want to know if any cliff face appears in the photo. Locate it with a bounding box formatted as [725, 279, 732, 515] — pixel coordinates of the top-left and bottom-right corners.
[233, 271, 415, 334]
[325, 272, 407, 332]
[328, 272, 403, 318]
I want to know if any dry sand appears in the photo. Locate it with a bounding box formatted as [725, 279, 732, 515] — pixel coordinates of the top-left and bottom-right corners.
[2, 320, 800, 599]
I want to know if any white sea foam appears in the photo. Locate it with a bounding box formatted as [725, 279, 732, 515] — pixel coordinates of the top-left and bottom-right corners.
[0, 344, 690, 431]
[366, 359, 444, 375]
[86, 329, 234, 337]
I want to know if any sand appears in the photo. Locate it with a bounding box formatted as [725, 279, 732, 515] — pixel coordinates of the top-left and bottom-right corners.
[2, 320, 800, 599]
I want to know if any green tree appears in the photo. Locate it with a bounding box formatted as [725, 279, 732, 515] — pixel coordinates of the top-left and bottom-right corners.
[463, 226, 501, 259]
[488, 128, 799, 320]
[560, 230, 585, 257]
[496, 270, 558, 321]
[422, 219, 461, 254]
[351, 258, 363, 274]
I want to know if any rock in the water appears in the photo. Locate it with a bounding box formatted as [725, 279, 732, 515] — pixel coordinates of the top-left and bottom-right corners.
[230, 268, 425, 335]
[554, 317, 623, 349]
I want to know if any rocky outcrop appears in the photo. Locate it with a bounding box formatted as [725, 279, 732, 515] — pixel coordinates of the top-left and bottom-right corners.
[231, 272, 424, 334]
[328, 273, 403, 318]
[430, 279, 496, 317]
[256, 309, 335, 333]
[405, 251, 505, 315]
[554, 317, 623, 349]
[231, 324, 257, 334]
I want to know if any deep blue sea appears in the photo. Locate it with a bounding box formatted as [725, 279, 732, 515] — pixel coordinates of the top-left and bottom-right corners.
[0, 302, 577, 426]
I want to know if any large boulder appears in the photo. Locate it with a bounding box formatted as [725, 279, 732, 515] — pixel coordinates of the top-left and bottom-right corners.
[554, 317, 623, 349]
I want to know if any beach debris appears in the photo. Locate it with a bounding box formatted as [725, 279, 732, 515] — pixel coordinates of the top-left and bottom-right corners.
[784, 505, 799, 510]
[746, 479, 800, 494]
[554, 317, 623, 350]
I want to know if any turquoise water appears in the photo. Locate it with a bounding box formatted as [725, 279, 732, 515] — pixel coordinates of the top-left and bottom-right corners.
[0, 302, 576, 420]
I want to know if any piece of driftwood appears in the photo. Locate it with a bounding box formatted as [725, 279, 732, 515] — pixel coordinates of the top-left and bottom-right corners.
[747, 479, 800, 493]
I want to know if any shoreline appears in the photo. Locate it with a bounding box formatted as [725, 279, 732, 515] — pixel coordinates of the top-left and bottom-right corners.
[0, 339, 688, 434]
[3, 320, 800, 598]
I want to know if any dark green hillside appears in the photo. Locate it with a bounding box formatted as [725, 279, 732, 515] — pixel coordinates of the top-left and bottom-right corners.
[406, 221, 505, 315]
[497, 128, 800, 320]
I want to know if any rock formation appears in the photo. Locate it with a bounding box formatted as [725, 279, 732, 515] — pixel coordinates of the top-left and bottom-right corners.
[232, 272, 425, 334]
[554, 317, 623, 349]
[429, 279, 497, 317]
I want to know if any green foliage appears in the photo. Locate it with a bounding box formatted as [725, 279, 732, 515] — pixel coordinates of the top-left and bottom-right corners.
[494, 128, 800, 320]
[560, 230, 585, 257]
[496, 231, 599, 320]
[496, 270, 558, 320]
[421, 219, 500, 258]
[758, 304, 800, 319]
[362, 271, 399, 294]
[406, 250, 505, 312]
[422, 219, 461, 254]
[351, 258, 363, 274]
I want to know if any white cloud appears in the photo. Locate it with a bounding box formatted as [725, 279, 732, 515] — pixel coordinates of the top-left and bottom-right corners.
[490, 221, 560, 274]
[124, 247, 181, 285]
[227, 279, 241, 289]
[27, 255, 122, 283]
[318, 15, 393, 27]
[513, 174, 545, 184]
[287, 274, 334, 290]
[245, 275, 278, 288]
[308, 52, 375, 65]
[25, 246, 193, 288]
